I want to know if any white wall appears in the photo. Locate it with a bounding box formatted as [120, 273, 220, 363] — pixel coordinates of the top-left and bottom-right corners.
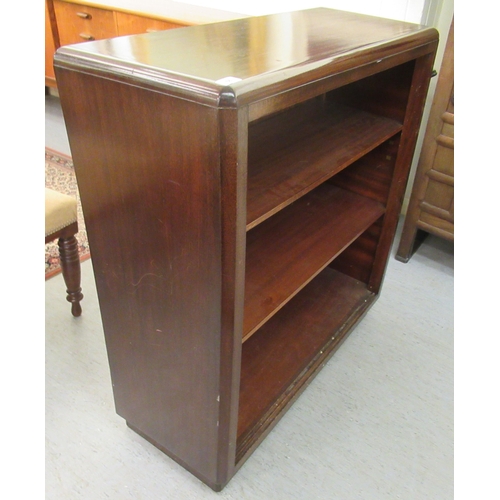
[402, 0, 454, 212]
[173, 0, 428, 23]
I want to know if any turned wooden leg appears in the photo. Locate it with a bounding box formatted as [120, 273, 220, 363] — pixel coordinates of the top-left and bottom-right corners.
[58, 235, 84, 317]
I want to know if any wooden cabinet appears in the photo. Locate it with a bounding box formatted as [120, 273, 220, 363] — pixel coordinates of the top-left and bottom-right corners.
[54, 9, 437, 491]
[45, 1, 58, 86]
[45, 0, 245, 87]
[52, 0, 186, 43]
[397, 18, 454, 262]
[115, 11, 184, 36]
[52, 0, 118, 45]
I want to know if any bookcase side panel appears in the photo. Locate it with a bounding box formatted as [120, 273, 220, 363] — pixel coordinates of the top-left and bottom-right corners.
[368, 49, 437, 292]
[56, 68, 224, 485]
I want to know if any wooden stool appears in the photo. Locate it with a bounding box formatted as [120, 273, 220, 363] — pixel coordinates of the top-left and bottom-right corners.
[45, 188, 83, 316]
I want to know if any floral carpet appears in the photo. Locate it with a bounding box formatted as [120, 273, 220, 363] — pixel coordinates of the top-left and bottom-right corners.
[45, 148, 90, 279]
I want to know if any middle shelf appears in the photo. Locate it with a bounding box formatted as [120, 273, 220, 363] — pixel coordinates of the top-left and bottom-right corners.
[243, 183, 385, 341]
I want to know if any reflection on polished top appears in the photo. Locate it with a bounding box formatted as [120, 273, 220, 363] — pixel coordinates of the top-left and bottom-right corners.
[55, 8, 438, 105]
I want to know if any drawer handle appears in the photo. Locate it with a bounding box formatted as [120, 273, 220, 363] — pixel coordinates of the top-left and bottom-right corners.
[79, 33, 95, 41]
[76, 11, 92, 20]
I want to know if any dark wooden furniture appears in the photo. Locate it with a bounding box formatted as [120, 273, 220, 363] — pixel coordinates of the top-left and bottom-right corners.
[397, 18, 454, 262]
[54, 9, 438, 491]
[45, 188, 83, 316]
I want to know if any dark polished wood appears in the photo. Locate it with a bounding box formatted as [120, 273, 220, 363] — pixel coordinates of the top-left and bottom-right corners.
[55, 8, 437, 491]
[244, 184, 385, 340]
[46, 222, 83, 317]
[215, 107, 248, 486]
[55, 71, 224, 488]
[57, 234, 83, 317]
[247, 101, 401, 229]
[367, 51, 437, 290]
[55, 8, 437, 108]
[238, 268, 375, 461]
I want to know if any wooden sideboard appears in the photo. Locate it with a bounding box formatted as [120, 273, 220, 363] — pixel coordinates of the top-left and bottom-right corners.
[54, 9, 437, 490]
[396, 18, 454, 262]
[45, 0, 245, 87]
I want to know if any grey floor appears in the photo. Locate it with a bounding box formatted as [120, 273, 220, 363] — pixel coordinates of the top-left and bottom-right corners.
[45, 93, 453, 499]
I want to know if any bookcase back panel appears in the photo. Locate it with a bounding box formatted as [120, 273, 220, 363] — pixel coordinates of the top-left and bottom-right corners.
[329, 218, 384, 285]
[326, 60, 416, 123]
[327, 134, 401, 205]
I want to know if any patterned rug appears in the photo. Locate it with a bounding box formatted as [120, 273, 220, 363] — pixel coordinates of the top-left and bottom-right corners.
[45, 148, 90, 280]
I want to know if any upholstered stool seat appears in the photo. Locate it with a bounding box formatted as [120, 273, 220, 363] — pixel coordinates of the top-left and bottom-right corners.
[45, 188, 83, 316]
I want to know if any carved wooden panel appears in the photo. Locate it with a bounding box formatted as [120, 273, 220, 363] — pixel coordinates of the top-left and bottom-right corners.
[396, 17, 454, 262]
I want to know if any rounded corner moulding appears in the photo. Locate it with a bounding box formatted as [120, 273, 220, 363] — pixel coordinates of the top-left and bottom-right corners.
[54, 48, 229, 107]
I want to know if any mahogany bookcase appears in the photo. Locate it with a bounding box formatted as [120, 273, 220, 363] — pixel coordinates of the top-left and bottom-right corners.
[55, 8, 438, 491]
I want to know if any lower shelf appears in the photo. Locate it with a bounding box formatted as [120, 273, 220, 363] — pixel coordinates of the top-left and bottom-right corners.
[236, 266, 376, 463]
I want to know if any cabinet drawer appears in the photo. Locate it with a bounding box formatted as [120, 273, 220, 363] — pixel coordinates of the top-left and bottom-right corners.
[53, 0, 118, 45]
[116, 11, 185, 36]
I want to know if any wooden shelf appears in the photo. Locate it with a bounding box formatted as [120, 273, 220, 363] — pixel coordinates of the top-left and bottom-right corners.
[246, 101, 402, 230]
[55, 7, 438, 490]
[237, 267, 375, 458]
[243, 183, 385, 341]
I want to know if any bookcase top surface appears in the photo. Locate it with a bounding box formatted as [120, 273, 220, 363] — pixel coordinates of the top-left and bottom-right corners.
[55, 7, 438, 106]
